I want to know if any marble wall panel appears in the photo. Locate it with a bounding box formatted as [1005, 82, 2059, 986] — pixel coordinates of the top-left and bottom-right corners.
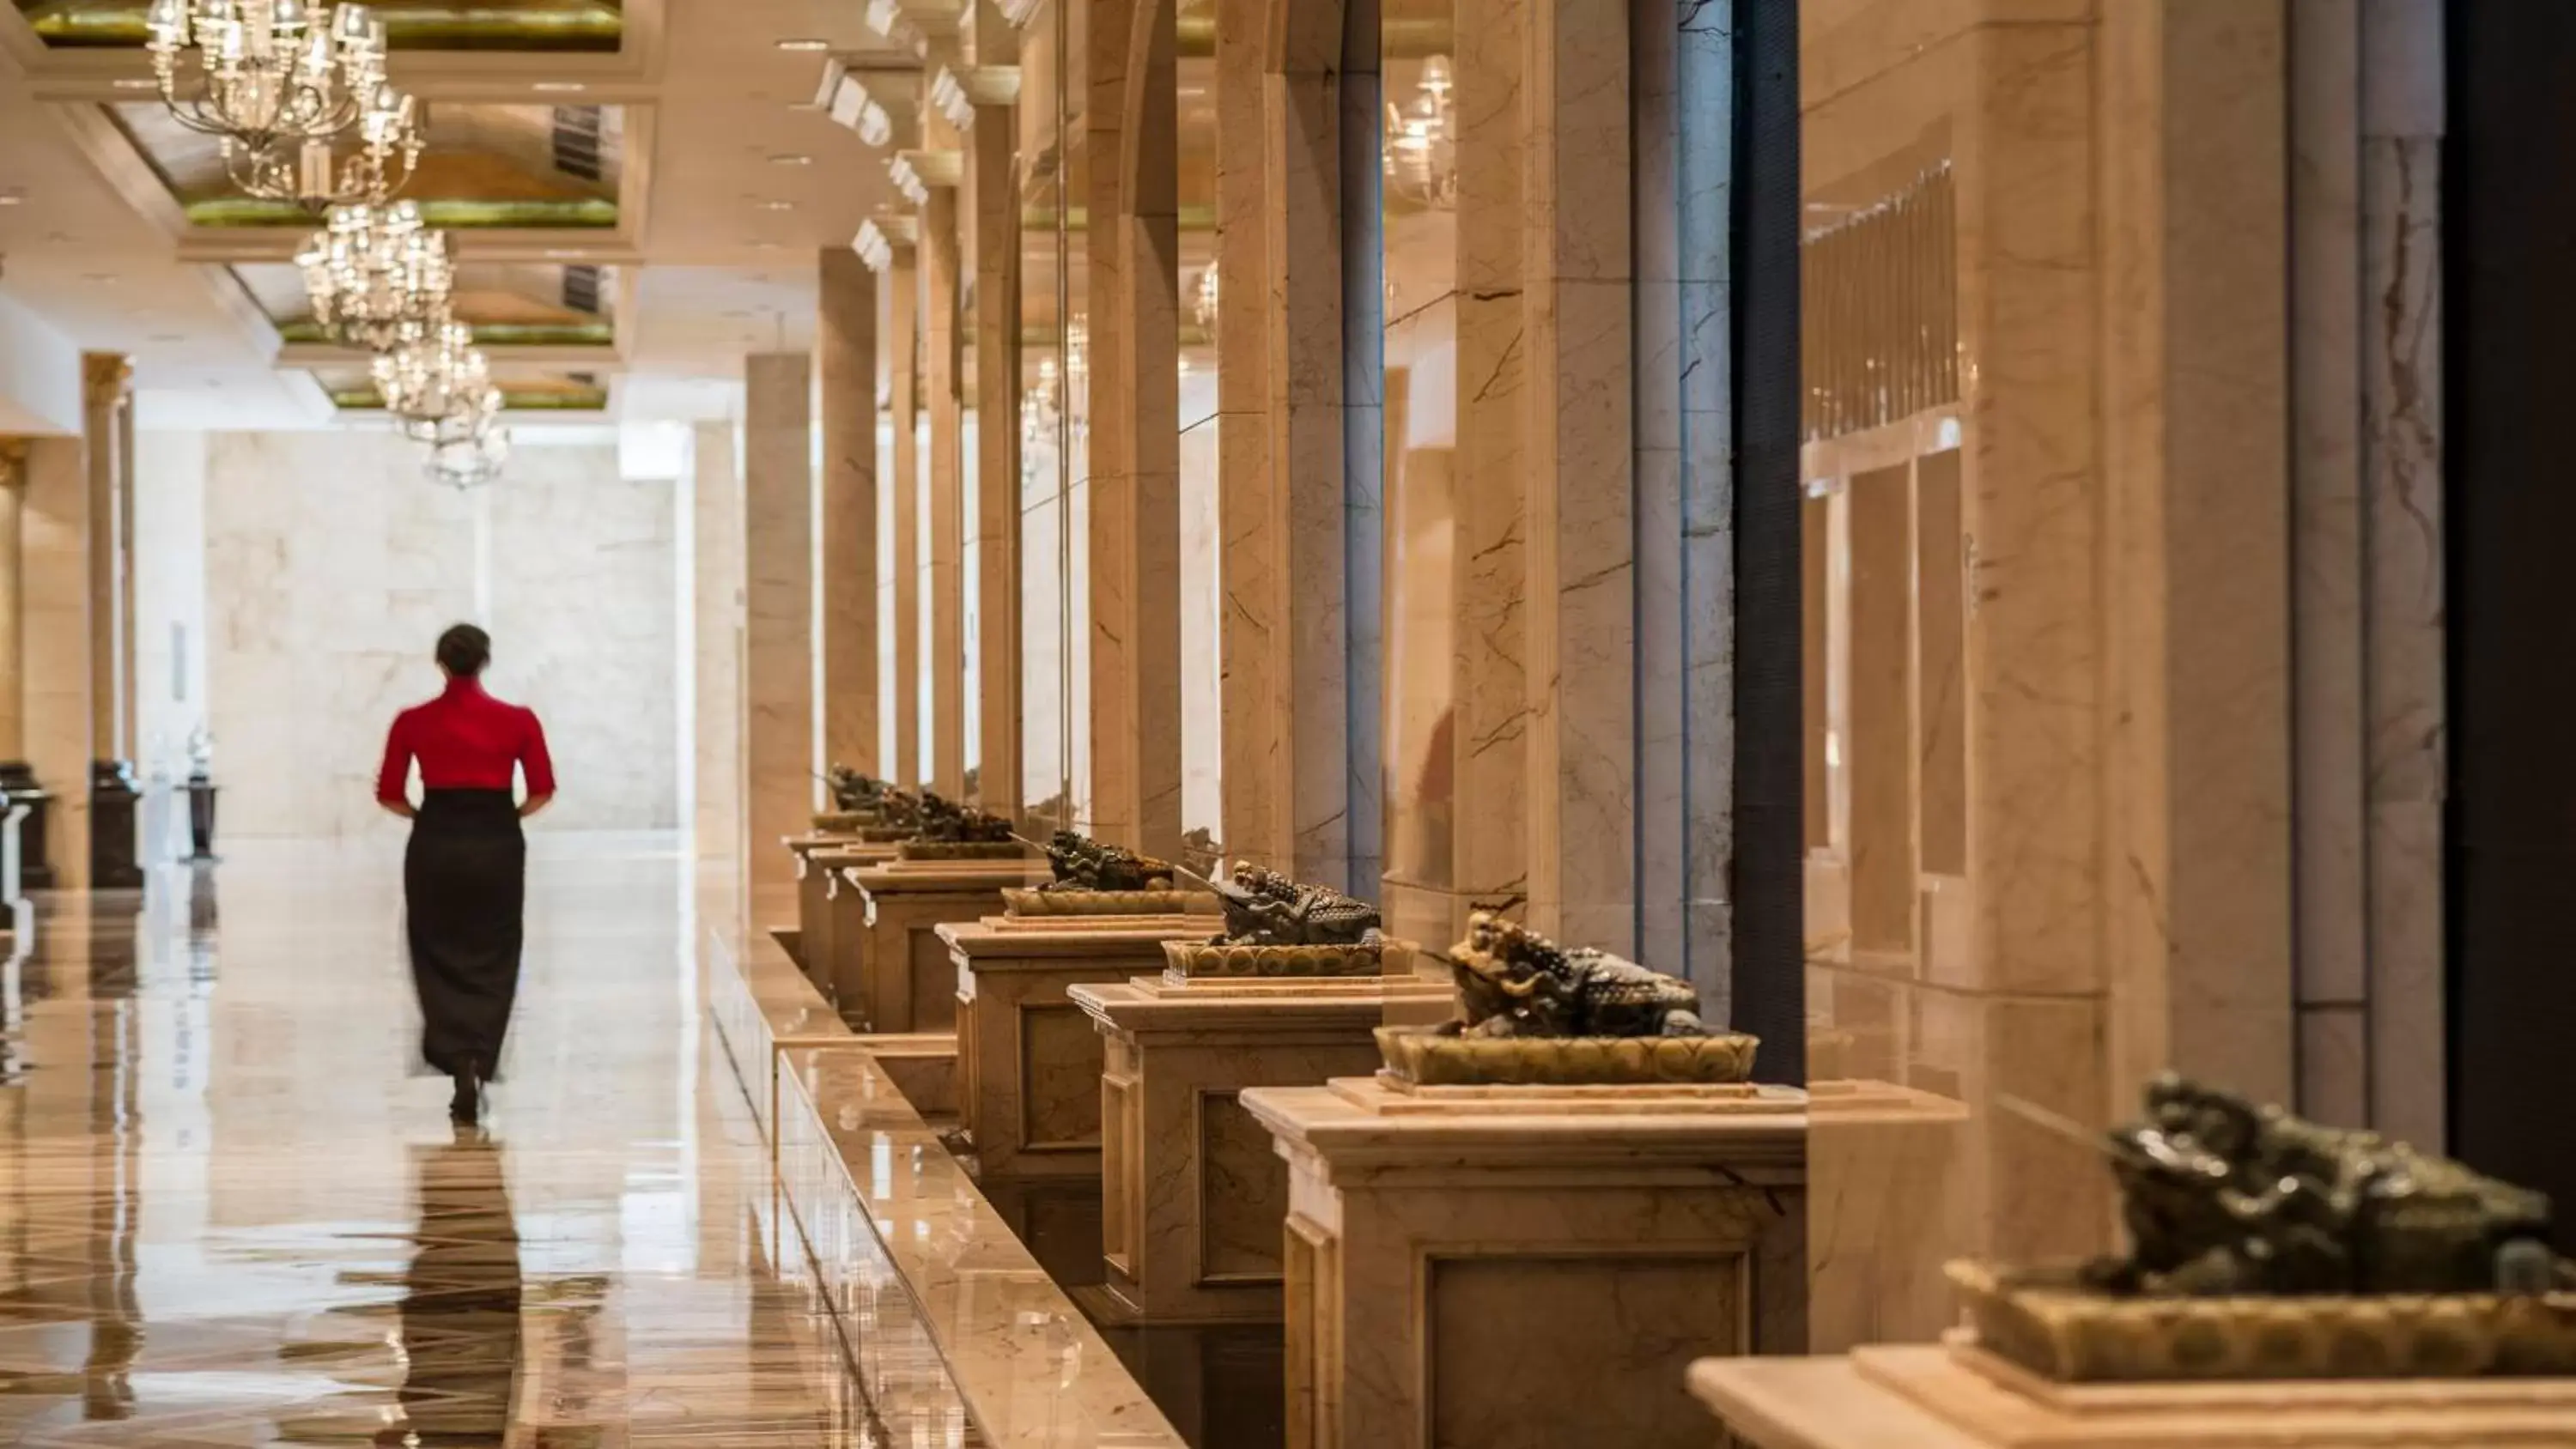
[744, 354, 817, 899]
[21, 436, 92, 881]
[201, 431, 680, 840]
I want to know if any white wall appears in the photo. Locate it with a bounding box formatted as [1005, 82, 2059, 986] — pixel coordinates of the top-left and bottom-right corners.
[134, 429, 210, 780]
[202, 429, 680, 840]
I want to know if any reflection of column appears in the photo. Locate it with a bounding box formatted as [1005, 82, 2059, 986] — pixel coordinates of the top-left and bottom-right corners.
[1214, 0, 1354, 886]
[925, 144, 968, 800]
[82, 356, 141, 891]
[889, 239, 923, 788]
[0, 441, 23, 763]
[742, 354, 816, 914]
[971, 100, 1023, 819]
[691, 421, 743, 870]
[819, 248, 880, 778]
[1089, 0, 1183, 856]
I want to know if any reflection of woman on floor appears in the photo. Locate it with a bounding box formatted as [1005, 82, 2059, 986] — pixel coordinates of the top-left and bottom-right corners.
[376, 624, 556, 1124]
[379, 1130, 523, 1447]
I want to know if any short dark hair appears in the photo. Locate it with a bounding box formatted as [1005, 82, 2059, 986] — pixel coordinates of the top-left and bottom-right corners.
[437, 623, 492, 678]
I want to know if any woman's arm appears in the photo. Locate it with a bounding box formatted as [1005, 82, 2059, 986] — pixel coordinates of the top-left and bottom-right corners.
[375, 712, 417, 819]
[519, 708, 556, 820]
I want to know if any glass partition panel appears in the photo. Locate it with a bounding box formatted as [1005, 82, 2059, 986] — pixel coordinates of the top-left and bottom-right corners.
[1176, 0, 1224, 862]
[1379, 0, 1458, 947]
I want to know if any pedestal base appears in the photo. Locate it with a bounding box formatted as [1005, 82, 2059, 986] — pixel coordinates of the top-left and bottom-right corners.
[788, 839, 894, 1001]
[1, 763, 54, 892]
[1071, 975, 1450, 1325]
[1244, 1074, 1807, 1449]
[1691, 1343, 2576, 1449]
[89, 761, 142, 891]
[942, 916, 1218, 1180]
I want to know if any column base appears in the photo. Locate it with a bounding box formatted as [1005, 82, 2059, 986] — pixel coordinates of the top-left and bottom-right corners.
[0, 761, 55, 891]
[90, 761, 143, 891]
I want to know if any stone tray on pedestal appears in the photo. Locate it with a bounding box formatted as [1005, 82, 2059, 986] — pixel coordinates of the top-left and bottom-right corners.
[840, 857, 1053, 1034]
[938, 901, 1221, 1181]
[1242, 1073, 1807, 1448]
[1066, 937, 1450, 1325]
[1690, 1343, 2576, 1448]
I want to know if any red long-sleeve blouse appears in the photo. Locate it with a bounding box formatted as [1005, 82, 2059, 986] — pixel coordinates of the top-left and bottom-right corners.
[376, 678, 556, 804]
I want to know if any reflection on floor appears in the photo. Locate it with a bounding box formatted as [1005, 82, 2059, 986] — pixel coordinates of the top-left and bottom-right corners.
[0, 840, 875, 1447]
[972, 1174, 1287, 1449]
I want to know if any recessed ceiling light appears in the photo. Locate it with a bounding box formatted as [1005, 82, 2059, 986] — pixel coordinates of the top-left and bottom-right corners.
[770, 154, 814, 166]
[149, 332, 184, 343]
[758, 199, 796, 211]
[544, 248, 584, 258]
[82, 273, 118, 284]
[0, 191, 22, 206]
[776, 38, 831, 52]
[750, 241, 783, 252]
[789, 100, 827, 112]
[112, 77, 155, 90]
[532, 81, 588, 94]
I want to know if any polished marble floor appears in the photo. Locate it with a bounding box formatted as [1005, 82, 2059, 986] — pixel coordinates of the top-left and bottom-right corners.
[0, 838, 888, 1447]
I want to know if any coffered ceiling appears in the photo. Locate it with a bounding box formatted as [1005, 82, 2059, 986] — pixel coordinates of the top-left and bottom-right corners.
[0, 0, 910, 429]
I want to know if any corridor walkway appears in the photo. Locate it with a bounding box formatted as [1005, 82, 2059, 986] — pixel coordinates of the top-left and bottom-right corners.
[0, 839, 876, 1447]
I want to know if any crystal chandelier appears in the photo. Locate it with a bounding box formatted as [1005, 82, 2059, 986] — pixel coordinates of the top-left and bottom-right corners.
[144, 0, 425, 208]
[422, 421, 511, 488]
[373, 319, 496, 433]
[295, 199, 452, 350]
[1383, 54, 1456, 209]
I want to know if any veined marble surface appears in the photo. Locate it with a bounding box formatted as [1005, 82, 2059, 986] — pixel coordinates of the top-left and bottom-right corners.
[0, 839, 916, 1446]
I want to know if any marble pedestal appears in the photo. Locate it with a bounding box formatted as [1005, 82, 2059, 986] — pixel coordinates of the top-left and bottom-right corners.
[1242, 1076, 1808, 1448]
[1689, 1344, 2576, 1448]
[787, 835, 896, 985]
[841, 858, 1053, 1033]
[1069, 973, 1449, 1325]
[940, 912, 1221, 1180]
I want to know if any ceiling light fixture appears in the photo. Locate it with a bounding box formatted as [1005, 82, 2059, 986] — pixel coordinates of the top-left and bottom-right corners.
[532, 81, 588, 94]
[0, 191, 23, 206]
[143, 1, 426, 209]
[770, 154, 814, 166]
[296, 198, 453, 350]
[776, 37, 831, 52]
[886, 154, 928, 206]
[854, 219, 892, 271]
[758, 199, 795, 211]
[928, 68, 975, 130]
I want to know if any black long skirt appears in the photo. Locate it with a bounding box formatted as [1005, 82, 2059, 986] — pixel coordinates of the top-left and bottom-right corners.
[404, 789, 526, 1078]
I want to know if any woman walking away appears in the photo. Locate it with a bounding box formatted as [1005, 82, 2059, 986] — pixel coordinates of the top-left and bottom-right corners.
[376, 624, 556, 1124]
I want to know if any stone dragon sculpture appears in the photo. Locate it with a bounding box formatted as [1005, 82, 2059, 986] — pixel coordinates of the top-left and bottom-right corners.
[826, 764, 891, 814]
[1208, 862, 1382, 946]
[1443, 912, 1709, 1039]
[1041, 830, 1179, 892]
[2075, 1074, 2569, 1298]
[913, 791, 1018, 844]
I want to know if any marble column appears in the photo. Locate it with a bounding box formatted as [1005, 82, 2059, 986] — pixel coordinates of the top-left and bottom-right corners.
[21, 435, 91, 889]
[971, 100, 1023, 819]
[1214, 0, 1353, 888]
[924, 155, 969, 801]
[819, 248, 881, 779]
[1432, 0, 1637, 950]
[2287, 0, 2445, 1144]
[82, 355, 139, 890]
[2099, 0, 2294, 1111]
[691, 421, 743, 871]
[743, 353, 816, 919]
[889, 240, 924, 789]
[0, 442, 24, 767]
[1088, 0, 1184, 856]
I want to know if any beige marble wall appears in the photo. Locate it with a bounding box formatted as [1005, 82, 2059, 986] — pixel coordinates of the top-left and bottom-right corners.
[889, 246, 924, 789]
[20, 435, 89, 885]
[971, 105, 1023, 819]
[693, 421, 744, 867]
[925, 165, 969, 801]
[1088, 0, 1185, 856]
[744, 353, 816, 911]
[1214, 0, 1352, 886]
[819, 249, 881, 779]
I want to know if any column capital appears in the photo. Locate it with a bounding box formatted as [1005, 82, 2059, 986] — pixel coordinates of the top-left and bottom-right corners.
[82, 353, 132, 406]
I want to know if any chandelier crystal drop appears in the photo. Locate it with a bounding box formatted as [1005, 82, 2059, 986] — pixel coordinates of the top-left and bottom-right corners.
[295, 199, 452, 350]
[1382, 54, 1456, 210]
[422, 419, 511, 488]
[144, 0, 425, 207]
